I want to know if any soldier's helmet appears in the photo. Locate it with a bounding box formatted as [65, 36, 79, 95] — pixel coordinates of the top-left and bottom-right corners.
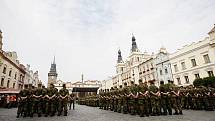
[149, 81, 154, 85]
[131, 81, 134, 85]
[160, 81, 164, 85]
[63, 83, 66, 88]
[124, 83, 127, 86]
[50, 83, 54, 87]
[38, 82, 42, 87]
[24, 84, 28, 88]
[119, 85, 122, 88]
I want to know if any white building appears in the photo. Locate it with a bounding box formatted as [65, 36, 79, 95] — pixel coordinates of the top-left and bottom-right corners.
[112, 35, 158, 88]
[138, 54, 158, 86]
[24, 64, 40, 87]
[100, 78, 113, 90]
[0, 31, 25, 90]
[169, 25, 215, 86]
[155, 47, 173, 85]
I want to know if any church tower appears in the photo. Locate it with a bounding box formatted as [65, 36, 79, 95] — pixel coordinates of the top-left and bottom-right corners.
[116, 49, 125, 74]
[129, 34, 142, 66]
[129, 34, 143, 84]
[48, 56, 58, 88]
[0, 30, 3, 50]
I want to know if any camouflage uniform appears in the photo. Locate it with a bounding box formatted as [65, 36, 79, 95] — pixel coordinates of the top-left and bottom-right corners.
[149, 82, 160, 116]
[137, 80, 149, 117]
[159, 83, 172, 115]
[28, 84, 34, 117]
[122, 83, 129, 114]
[32, 83, 43, 117]
[113, 88, 118, 112]
[117, 85, 123, 113]
[128, 81, 136, 115]
[17, 84, 29, 118]
[46, 84, 58, 116]
[171, 86, 182, 115]
[58, 84, 69, 116]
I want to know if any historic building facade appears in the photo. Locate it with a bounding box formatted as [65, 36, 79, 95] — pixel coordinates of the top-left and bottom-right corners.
[0, 31, 25, 90]
[100, 77, 114, 90]
[0, 51, 25, 89]
[103, 24, 215, 89]
[155, 47, 173, 85]
[0, 30, 41, 90]
[169, 25, 215, 86]
[113, 35, 157, 88]
[24, 64, 40, 87]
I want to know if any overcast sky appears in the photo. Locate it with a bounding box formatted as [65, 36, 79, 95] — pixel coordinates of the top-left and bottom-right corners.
[0, 0, 215, 85]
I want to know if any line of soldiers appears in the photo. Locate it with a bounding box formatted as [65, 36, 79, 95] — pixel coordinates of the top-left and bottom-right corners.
[83, 80, 215, 117]
[16, 83, 70, 118]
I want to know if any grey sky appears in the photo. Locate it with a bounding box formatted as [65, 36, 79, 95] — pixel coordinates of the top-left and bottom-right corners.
[0, 0, 215, 85]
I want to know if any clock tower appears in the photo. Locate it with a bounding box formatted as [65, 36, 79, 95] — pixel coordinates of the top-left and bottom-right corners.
[48, 56, 58, 88]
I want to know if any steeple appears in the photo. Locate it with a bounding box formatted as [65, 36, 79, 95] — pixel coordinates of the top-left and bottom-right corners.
[48, 56, 58, 87]
[50, 56, 57, 73]
[117, 49, 123, 63]
[131, 34, 139, 52]
[53, 56, 56, 64]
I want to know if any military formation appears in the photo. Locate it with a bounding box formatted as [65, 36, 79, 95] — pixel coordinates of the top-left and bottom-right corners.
[16, 83, 71, 118]
[81, 80, 215, 117]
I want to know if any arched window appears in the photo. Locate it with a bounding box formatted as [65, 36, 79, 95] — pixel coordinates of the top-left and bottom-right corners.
[1, 78, 4, 86]
[7, 80, 10, 88]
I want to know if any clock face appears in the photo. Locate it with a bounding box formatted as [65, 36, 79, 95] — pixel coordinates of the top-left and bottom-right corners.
[51, 76, 55, 79]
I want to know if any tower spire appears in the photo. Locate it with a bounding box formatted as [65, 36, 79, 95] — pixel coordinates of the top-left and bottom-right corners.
[117, 49, 123, 63]
[131, 34, 138, 52]
[53, 56, 55, 64]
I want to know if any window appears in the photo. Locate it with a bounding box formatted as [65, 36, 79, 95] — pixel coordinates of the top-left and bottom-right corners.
[174, 64, 178, 72]
[9, 70, 12, 77]
[208, 71, 214, 77]
[14, 73, 17, 79]
[184, 76, 189, 83]
[7, 80, 10, 88]
[176, 78, 181, 85]
[203, 54, 210, 63]
[1, 78, 4, 86]
[3, 67, 6, 74]
[181, 62, 186, 70]
[194, 73, 200, 79]
[165, 68, 168, 74]
[160, 70, 163, 75]
[191, 59, 197, 67]
[13, 83, 15, 88]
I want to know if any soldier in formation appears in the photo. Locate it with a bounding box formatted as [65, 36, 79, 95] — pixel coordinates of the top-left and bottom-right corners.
[82, 80, 215, 117]
[16, 83, 70, 118]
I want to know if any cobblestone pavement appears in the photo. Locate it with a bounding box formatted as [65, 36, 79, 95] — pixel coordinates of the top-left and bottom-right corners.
[0, 105, 215, 121]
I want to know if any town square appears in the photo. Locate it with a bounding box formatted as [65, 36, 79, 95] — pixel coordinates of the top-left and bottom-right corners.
[0, 0, 215, 121]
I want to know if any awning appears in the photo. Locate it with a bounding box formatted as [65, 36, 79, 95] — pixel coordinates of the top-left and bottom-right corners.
[0, 88, 20, 94]
[72, 87, 99, 92]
